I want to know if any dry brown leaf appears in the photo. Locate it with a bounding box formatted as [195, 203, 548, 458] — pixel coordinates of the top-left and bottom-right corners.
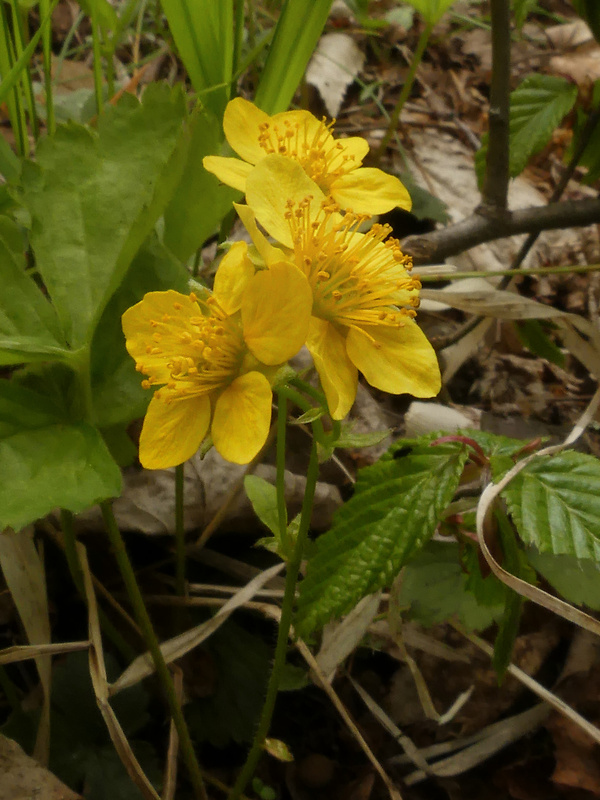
[548, 714, 600, 795]
[0, 528, 51, 764]
[306, 32, 365, 117]
[316, 591, 382, 682]
[78, 543, 161, 800]
[0, 734, 81, 800]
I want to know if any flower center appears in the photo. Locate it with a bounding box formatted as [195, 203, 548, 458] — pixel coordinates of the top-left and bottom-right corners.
[257, 118, 355, 192]
[284, 198, 421, 335]
[136, 293, 245, 401]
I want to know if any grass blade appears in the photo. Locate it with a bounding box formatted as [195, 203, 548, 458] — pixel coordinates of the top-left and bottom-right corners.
[254, 0, 333, 114]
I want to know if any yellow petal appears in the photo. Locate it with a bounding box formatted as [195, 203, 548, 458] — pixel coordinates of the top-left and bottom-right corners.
[214, 241, 255, 314]
[139, 393, 211, 469]
[332, 168, 412, 214]
[234, 202, 284, 265]
[335, 136, 369, 165]
[122, 290, 199, 384]
[245, 154, 326, 248]
[223, 97, 270, 164]
[242, 261, 312, 365]
[202, 155, 253, 192]
[306, 317, 357, 420]
[212, 371, 272, 464]
[346, 321, 441, 397]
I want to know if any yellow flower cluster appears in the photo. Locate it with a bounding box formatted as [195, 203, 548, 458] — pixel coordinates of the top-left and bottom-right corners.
[123, 98, 441, 468]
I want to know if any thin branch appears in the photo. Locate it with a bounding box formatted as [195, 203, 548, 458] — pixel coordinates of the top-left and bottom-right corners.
[403, 198, 600, 265]
[480, 0, 511, 212]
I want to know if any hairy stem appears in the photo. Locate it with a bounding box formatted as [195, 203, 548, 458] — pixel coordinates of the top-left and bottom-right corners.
[276, 394, 288, 548]
[228, 437, 320, 800]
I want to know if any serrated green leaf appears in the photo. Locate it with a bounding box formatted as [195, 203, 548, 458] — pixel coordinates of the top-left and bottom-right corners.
[0, 382, 121, 529]
[244, 475, 279, 536]
[527, 547, 600, 610]
[398, 541, 504, 630]
[0, 224, 68, 364]
[296, 442, 469, 635]
[476, 75, 577, 183]
[19, 85, 189, 349]
[502, 450, 600, 560]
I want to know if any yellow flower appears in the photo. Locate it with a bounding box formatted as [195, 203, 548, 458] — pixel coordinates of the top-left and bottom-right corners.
[239, 155, 441, 420]
[122, 258, 312, 467]
[203, 97, 411, 215]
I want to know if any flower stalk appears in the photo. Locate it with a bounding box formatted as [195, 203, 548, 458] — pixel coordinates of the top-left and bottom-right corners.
[228, 431, 320, 800]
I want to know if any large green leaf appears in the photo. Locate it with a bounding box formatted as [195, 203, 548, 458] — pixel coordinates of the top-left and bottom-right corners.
[502, 450, 600, 560]
[0, 382, 121, 530]
[296, 442, 468, 636]
[90, 234, 189, 428]
[476, 75, 577, 183]
[163, 107, 240, 262]
[0, 221, 68, 364]
[160, 0, 233, 119]
[19, 84, 189, 349]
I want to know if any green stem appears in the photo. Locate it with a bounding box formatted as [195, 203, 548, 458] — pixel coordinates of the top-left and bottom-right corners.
[40, 0, 55, 134]
[90, 0, 104, 114]
[100, 501, 207, 800]
[419, 262, 600, 283]
[228, 437, 320, 800]
[174, 463, 186, 597]
[280, 384, 328, 445]
[372, 21, 433, 165]
[276, 394, 288, 550]
[10, 0, 39, 141]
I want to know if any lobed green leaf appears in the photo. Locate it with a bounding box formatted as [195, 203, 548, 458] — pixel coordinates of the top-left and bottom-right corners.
[19, 84, 189, 349]
[0, 383, 121, 531]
